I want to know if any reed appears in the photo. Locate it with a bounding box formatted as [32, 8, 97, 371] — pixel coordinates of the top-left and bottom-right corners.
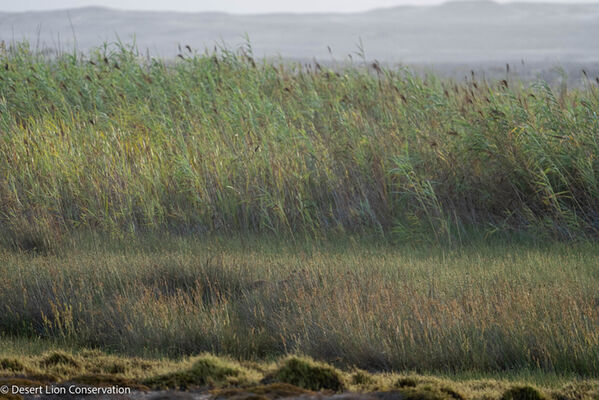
[1, 42, 598, 245]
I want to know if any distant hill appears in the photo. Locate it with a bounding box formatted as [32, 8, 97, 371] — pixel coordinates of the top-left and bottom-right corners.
[0, 1, 598, 63]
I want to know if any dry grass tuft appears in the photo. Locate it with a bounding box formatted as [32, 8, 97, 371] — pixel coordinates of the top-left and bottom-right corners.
[500, 386, 546, 400]
[0, 359, 24, 373]
[143, 355, 251, 390]
[268, 356, 345, 392]
[40, 352, 80, 368]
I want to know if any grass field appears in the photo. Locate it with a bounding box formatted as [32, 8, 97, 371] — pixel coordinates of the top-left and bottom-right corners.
[1, 237, 598, 375]
[1, 41, 599, 398]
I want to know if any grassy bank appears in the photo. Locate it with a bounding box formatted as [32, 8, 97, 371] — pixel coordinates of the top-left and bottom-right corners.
[1, 236, 598, 376]
[2, 345, 598, 400]
[1, 42, 599, 246]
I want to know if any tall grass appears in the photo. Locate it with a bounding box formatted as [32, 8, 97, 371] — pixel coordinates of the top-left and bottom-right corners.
[1, 41, 598, 377]
[0, 237, 598, 375]
[1, 41, 599, 246]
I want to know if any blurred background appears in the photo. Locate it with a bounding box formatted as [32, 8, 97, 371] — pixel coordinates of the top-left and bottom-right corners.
[1, 0, 598, 83]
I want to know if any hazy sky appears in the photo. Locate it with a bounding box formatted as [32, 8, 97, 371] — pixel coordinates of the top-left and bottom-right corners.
[2, 0, 599, 14]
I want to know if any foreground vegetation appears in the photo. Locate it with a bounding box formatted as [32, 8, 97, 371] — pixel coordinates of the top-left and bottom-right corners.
[1, 236, 597, 377]
[2, 346, 598, 400]
[1, 41, 599, 248]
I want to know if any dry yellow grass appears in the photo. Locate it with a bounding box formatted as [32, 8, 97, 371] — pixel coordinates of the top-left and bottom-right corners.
[0, 236, 597, 376]
[0, 348, 598, 399]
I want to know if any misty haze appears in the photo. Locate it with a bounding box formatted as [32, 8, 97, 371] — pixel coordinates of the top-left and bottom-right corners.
[1, 0, 599, 83]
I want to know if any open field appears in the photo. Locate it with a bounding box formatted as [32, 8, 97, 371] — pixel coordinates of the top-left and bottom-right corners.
[1, 42, 599, 397]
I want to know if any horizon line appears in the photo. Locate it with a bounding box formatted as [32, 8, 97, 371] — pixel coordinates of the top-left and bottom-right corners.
[2, 0, 599, 17]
